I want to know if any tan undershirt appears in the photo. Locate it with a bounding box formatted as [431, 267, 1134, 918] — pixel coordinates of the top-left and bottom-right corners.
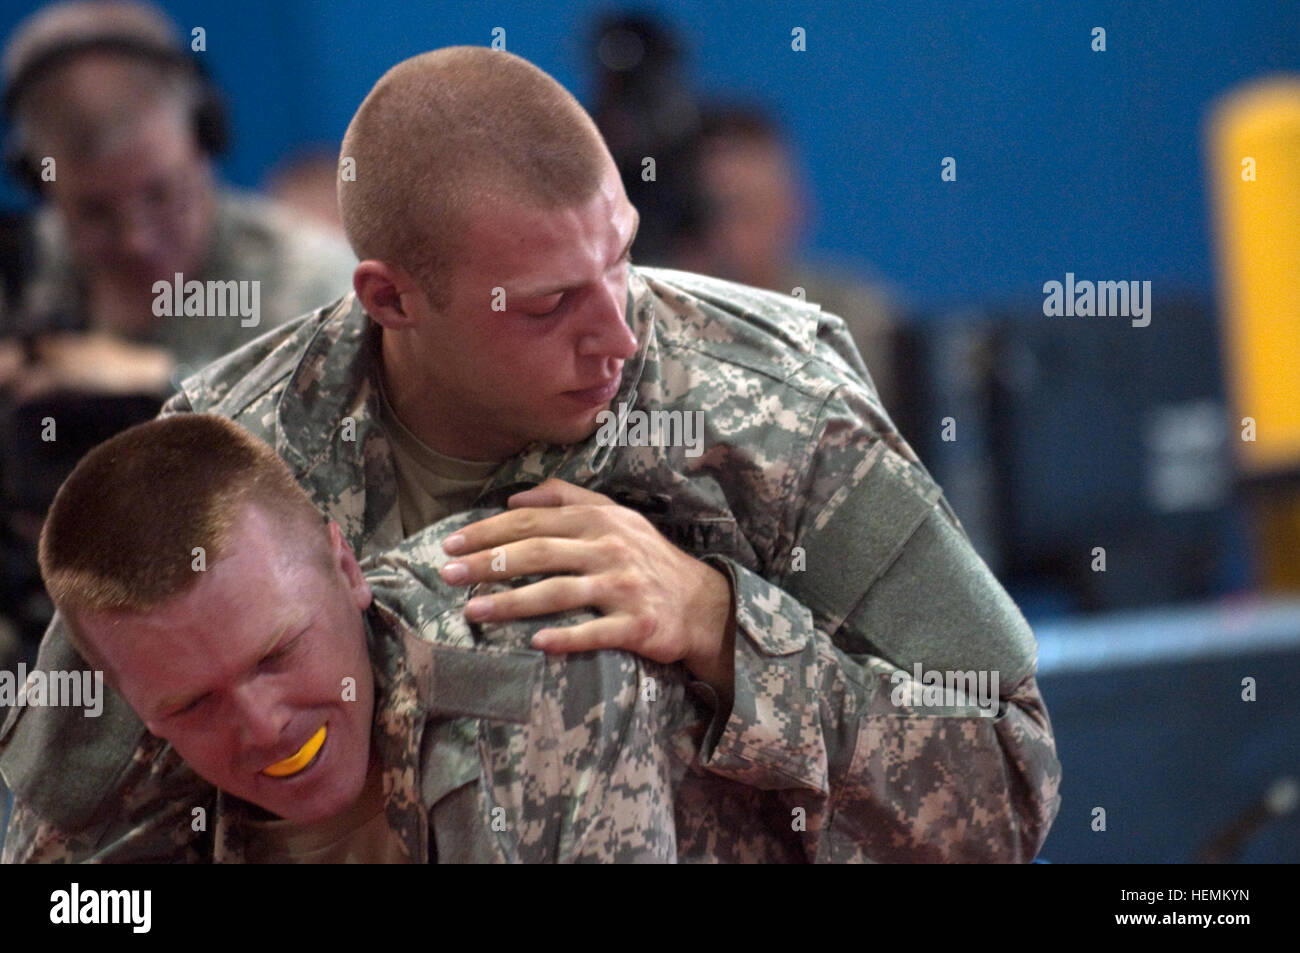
[241, 756, 409, 863]
[376, 373, 502, 536]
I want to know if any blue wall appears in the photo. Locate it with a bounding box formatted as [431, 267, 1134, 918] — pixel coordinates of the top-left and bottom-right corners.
[1, 0, 1295, 310]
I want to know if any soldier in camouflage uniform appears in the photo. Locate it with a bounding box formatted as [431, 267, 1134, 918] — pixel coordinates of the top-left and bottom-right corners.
[0, 47, 1061, 862]
[0, 1, 356, 388]
[0, 3, 355, 675]
[18, 410, 689, 862]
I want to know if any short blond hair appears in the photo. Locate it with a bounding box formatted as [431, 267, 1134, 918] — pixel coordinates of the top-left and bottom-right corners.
[39, 414, 329, 647]
[339, 46, 610, 307]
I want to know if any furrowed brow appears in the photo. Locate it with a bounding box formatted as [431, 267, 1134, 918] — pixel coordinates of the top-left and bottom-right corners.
[154, 621, 301, 716]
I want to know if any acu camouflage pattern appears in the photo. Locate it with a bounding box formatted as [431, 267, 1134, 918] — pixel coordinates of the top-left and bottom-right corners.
[0, 264, 1062, 862]
[361, 514, 687, 863]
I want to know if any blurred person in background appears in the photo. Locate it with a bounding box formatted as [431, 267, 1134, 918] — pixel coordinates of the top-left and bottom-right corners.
[587, 15, 899, 413]
[588, 12, 703, 267]
[672, 105, 901, 413]
[0, 1, 355, 664]
[265, 145, 346, 237]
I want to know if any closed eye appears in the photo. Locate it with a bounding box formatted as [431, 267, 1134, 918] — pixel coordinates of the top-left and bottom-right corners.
[521, 250, 631, 318]
[171, 694, 209, 718]
[258, 635, 303, 672]
[525, 294, 566, 318]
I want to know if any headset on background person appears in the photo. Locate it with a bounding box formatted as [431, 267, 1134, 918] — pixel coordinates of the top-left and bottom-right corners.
[2, 31, 229, 193]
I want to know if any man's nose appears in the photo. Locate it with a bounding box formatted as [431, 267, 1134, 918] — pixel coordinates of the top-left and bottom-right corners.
[231, 682, 291, 752]
[576, 274, 638, 359]
[116, 213, 161, 264]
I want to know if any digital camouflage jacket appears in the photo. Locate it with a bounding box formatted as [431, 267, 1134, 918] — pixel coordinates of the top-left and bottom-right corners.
[0, 265, 1062, 862]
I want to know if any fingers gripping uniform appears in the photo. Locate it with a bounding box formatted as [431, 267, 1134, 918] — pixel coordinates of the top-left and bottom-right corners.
[1, 265, 1062, 862]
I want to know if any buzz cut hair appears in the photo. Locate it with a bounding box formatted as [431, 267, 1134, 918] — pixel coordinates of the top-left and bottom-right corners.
[39, 414, 331, 648]
[338, 46, 612, 309]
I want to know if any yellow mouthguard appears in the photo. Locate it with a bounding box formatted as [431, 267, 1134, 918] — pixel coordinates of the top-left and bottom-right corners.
[263, 725, 327, 777]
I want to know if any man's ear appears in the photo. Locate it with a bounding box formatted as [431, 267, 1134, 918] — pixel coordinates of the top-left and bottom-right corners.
[353, 260, 425, 331]
[328, 521, 372, 611]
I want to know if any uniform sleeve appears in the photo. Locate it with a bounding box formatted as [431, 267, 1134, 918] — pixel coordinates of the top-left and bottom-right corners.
[1, 735, 215, 863]
[690, 384, 1063, 862]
